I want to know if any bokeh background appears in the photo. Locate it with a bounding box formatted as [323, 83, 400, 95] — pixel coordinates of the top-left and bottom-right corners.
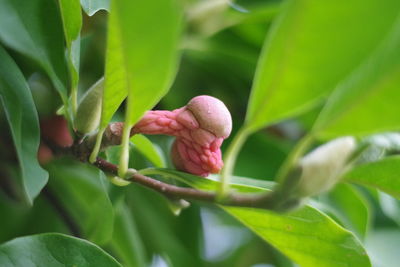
[1, 0, 400, 266]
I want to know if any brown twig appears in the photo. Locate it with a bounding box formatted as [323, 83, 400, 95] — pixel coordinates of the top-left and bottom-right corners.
[92, 157, 275, 209]
[65, 123, 280, 210]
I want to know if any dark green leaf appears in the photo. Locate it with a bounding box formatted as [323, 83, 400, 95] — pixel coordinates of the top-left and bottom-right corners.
[0, 194, 69, 243]
[0, 45, 48, 203]
[0, 0, 69, 104]
[110, 204, 147, 267]
[344, 156, 400, 199]
[245, 0, 400, 132]
[126, 185, 200, 267]
[47, 160, 114, 244]
[0, 233, 122, 266]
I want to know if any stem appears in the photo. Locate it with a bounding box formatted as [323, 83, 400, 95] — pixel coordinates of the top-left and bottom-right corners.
[94, 158, 275, 208]
[47, 136, 283, 210]
[118, 123, 132, 177]
[89, 127, 106, 163]
[71, 87, 78, 117]
[218, 127, 250, 197]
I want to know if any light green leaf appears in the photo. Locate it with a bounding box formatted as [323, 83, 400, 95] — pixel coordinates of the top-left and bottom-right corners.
[224, 206, 368, 267]
[105, 0, 183, 175]
[47, 160, 114, 245]
[80, 0, 109, 16]
[141, 168, 371, 267]
[0, 233, 122, 267]
[101, 0, 182, 128]
[59, 0, 82, 44]
[245, 0, 400, 132]
[344, 156, 400, 199]
[58, 0, 82, 111]
[99, 7, 128, 130]
[0, 0, 69, 104]
[0, 45, 48, 204]
[314, 16, 400, 138]
[131, 134, 166, 168]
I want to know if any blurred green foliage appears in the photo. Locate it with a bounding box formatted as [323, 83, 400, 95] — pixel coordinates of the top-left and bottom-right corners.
[0, 0, 400, 266]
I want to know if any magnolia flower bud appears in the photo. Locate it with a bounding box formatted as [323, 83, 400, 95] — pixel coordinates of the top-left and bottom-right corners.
[131, 95, 232, 176]
[295, 137, 357, 197]
[186, 95, 232, 138]
[74, 78, 104, 134]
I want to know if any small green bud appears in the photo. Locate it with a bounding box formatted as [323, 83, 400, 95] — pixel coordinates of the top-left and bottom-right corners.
[109, 176, 131, 186]
[295, 137, 357, 197]
[106, 168, 136, 186]
[74, 78, 104, 134]
[167, 199, 191, 216]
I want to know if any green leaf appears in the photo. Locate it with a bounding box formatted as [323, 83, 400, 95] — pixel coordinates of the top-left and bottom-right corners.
[104, 0, 183, 175]
[126, 185, 199, 267]
[110, 204, 147, 267]
[344, 156, 400, 199]
[58, 0, 82, 110]
[141, 168, 371, 267]
[0, 45, 48, 204]
[101, 0, 182, 129]
[234, 132, 289, 179]
[325, 184, 371, 239]
[0, 0, 69, 104]
[224, 206, 369, 267]
[245, 0, 400, 132]
[0, 233, 122, 266]
[47, 160, 114, 245]
[313, 16, 400, 138]
[59, 0, 82, 45]
[131, 134, 166, 168]
[80, 0, 109, 16]
[99, 10, 126, 130]
[378, 192, 400, 226]
[0, 193, 70, 243]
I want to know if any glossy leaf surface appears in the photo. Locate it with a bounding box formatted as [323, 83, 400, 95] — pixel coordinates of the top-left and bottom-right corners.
[0, 233, 121, 266]
[245, 0, 400, 132]
[0, 45, 48, 203]
[141, 169, 371, 267]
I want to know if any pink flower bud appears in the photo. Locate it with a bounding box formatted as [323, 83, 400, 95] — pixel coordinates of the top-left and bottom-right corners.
[131, 95, 232, 176]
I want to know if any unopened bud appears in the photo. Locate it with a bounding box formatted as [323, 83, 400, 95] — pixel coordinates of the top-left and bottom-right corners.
[168, 199, 191, 216]
[74, 78, 104, 134]
[295, 137, 357, 197]
[186, 95, 232, 138]
[131, 95, 232, 176]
